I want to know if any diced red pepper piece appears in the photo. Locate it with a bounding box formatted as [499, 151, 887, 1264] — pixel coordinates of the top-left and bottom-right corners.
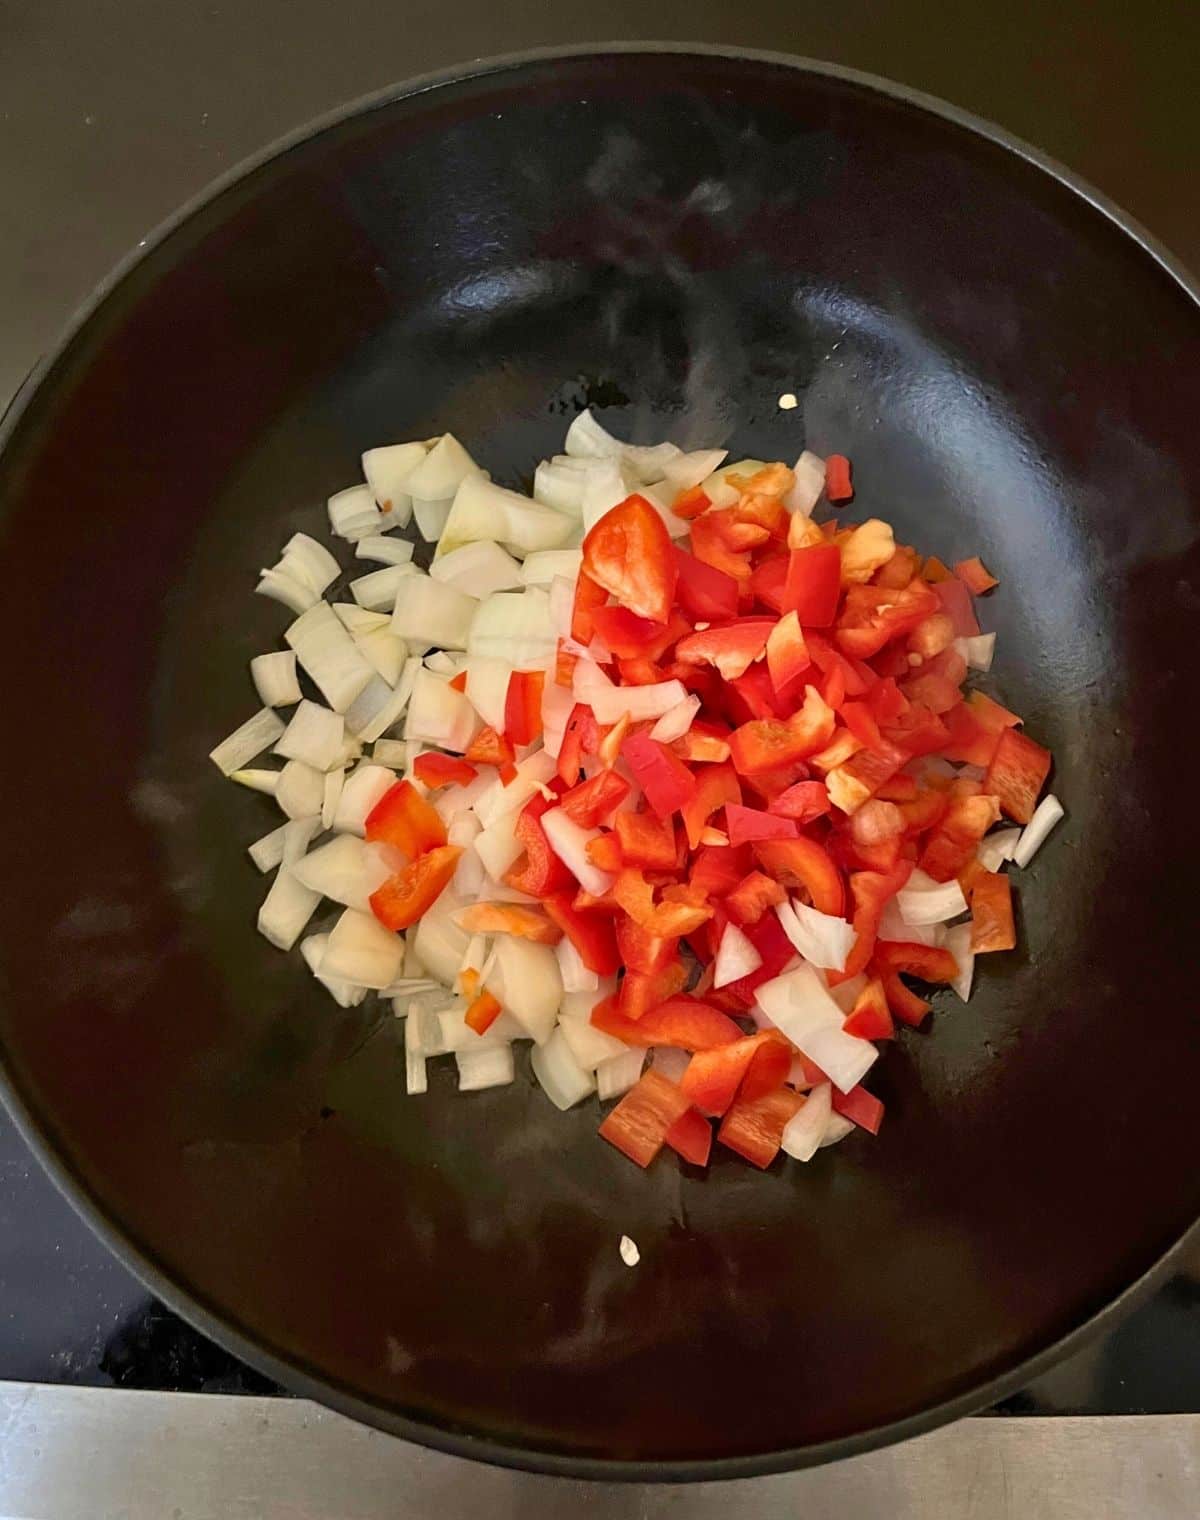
[781, 544, 842, 624]
[983, 727, 1052, 824]
[465, 725, 515, 767]
[464, 988, 503, 1035]
[825, 740, 908, 815]
[671, 726, 732, 764]
[866, 676, 909, 727]
[571, 568, 608, 644]
[543, 892, 621, 975]
[617, 959, 688, 1020]
[919, 793, 1001, 882]
[824, 453, 853, 503]
[671, 484, 712, 519]
[448, 670, 468, 693]
[836, 581, 940, 659]
[725, 663, 789, 722]
[503, 670, 544, 746]
[724, 870, 786, 926]
[718, 1087, 806, 1167]
[764, 611, 811, 703]
[688, 843, 750, 898]
[368, 845, 462, 930]
[767, 779, 831, 824]
[879, 971, 931, 1026]
[583, 494, 677, 624]
[970, 870, 1016, 952]
[591, 605, 689, 661]
[503, 791, 576, 898]
[724, 804, 798, 846]
[457, 903, 561, 943]
[556, 703, 594, 785]
[932, 576, 980, 637]
[806, 629, 872, 696]
[637, 995, 743, 1050]
[830, 864, 913, 984]
[954, 555, 999, 595]
[842, 976, 895, 1040]
[841, 700, 883, 752]
[690, 511, 752, 583]
[560, 768, 630, 829]
[614, 810, 677, 869]
[665, 1107, 713, 1166]
[681, 760, 741, 849]
[614, 915, 678, 974]
[599, 1068, 692, 1167]
[412, 752, 479, 789]
[875, 545, 920, 589]
[365, 779, 447, 856]
[922, 555, 952, 583]
[674, 619, 775, 681]
[873, 941, 959, 1027]
[749, 553, 789, 613]
[681, 1031, 791, 1117]
[728, 686, 836, 776]
[671, 546, 739, 622]
[752, 837, 845, 916]
[875, 772, 918, 802]
[586, 832, 622, 872]
[832, 1084, 884, 1134]
[555, 639, 578, 688]
[721, 910, 797, 1005]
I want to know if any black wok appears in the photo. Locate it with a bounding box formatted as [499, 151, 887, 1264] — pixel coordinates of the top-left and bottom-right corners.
[1, 46, 1198, 1479]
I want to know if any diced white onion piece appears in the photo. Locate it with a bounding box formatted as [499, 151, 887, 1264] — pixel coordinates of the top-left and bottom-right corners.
[404, 1004, 428, 1095]
[823, 970, 868, 1014]
[488, 938, 562, 1045]
[354, 626, 408, 686]
[561, 980, 616, 1020]
[412, 496, 453, 542]
[390, 574, 477, 651]
[332, 764, 395, 836]
[775, 899, 855, 972]
[285, 602, 375, 714]
[425, 651, 458, 676]
[321, 767, 345, 830]
[541, 677, 575, 761]
[756, 964, 877, 1094]
[350, 564, 416, 612]
[541, 806, 614, 895]
[477, 878, 540, 904]
[332, 602, 390, 635]
[439, 1006, 522, 1052]
[637, 482, 693, 540]
[430, 540, 523, 598]
[780, 1082, 832, 1163]
[405, 434, 478, 502]
[405, 668, 480, 753]
[649, 695, 700, 743]
[412, 891, 469, 986]
[371, 739, 408, 769]
[328, 484, 383, 541]
[713, 922, 762, 988]
[555, 936, 598, 994]
[229, 768, 280, 796]
[300, 933, 369, 1007]
[820, 1112, 856, 1149]
[701, 458, 766, 511]
[877, 901, 945, 947]
[357, 656, 421, 746]
[275, 759, 324, 819]
[250, 651, 301, 708]
[519, 549, 582, 586]
[292, 835, 396, 912]
[558, 1010, 628, 1070]
[280, 533, 340, 596]
[531, 1027, 596, 1110]
[619, 1234, 641, 1267]
[978, 827, 1023, 872]
[961, 632, 997, 672]
[533, 459, 589, 514]
[548, 576, 577, 640]
[257, 865, 321, 951]
[440, 473, 573, 559]
[1014, 794, 1064, 868]
[564, 409, 681, 484]
[651, 1046, 691, 1083]
[474, 810, 524, 881]
[248, 820, 292, 873]
[431, 768, 494, 822]
[587, 677, 689, 726]
[580, 457, 633, 533]
[472, 750, 557, 829]
[595, 1048, 646, 1101]
[662, 448, 728, 492]
[354, 534, 415, 566]
[622, 440, 683, 484]
[210, 707, 286, 775]
[944, 921, 976, 1002]
[456, 1045, 516, 1092]
[896, 868, 969, 926]
[362, 440, 428, 528]
[320, 908, 403, 989]
[467, 587, 556, 667]
[462, 656, 512, 733]
[342, 675, 394, 740]
[279, 815, 320, 866]
[255, 566, 318, 615]
[783, 451, 826, 516]
[274, 699, 345, 771]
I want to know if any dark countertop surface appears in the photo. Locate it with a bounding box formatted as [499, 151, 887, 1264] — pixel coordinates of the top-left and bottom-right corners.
[2, 0, 1199, 1422]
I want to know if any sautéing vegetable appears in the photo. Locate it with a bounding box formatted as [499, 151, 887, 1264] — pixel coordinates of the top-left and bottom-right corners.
[214, 410, 1062, 1172]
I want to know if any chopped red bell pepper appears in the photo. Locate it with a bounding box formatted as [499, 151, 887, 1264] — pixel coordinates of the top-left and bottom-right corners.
[721, 909, 797, 1004]
[598, 1067, 692, 1167]
[689, 510, 753, 583]
[503, 670, 544, 746]
[503, 792, 576, 898]
[622, 732, 697, 820]
[560, 768, 630, 829]
[630, 995, 743, 1050]
[969, 870, 1016, 952]
[875, 544, 920, 588]
[369, 845, 462, 930]
[591, 605, 689, 661]
[725, 662, 789, 722]
[412, 752, 479, 789]
[841, 700, 883, 751]
[724, 803, 798, 846]
[448, 670, 468, 693]
[836, 580, 940, 659]
[555, 639, 578, 687]
[781, 543, 842, 624]
[842, 976, 895, 1040]
[671, 484, 712, 519]
[919, 793, 1001, 881]
[671, 724, 732, 764]
[614, 810, 677, 870]
[749, 553, 789, 613]
[614, 915, 678, 974]
[571, 568, 609, 644]
[983, 726, 1051, 824]
[752, 836, 845, 916]
[365, 779, 447, 856]
[456, 903, 562, 943]
[582, 495, 677, 624]
[832, 1084, 884, 1134]
[768, 778, 832, 824]
[718, 1087, 806, 1168]
[954, 555, 999, 595]
[464, 987, 503, 1035]
[665, 1107, 713, 1166]
[824, 740, 908, 815]
[556, 702, 596, 785]
[543, 892, 621, 975]
[681, 759, 741, 848]
[681, 1031, 791, 1117]
[764, 611, 811, 703]
[873, 941, 959, 1026]
[932, 576, 980, 637]
[688, 842, 750, 898]
[465, 725, 515, 767]
[824, 453, 853, 503]
[922, 554, 952, 583]
[674, 618, 775, 681]
[586, 831, 622, 873]
[617, 959, 688, 1020]
[723, 870, 787, 925]
[671, 545, 739, 621]
[831, 863, 913, 984]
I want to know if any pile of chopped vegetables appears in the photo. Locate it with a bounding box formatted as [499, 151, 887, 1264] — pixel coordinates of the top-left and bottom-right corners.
[211, 411, 1063, 1171]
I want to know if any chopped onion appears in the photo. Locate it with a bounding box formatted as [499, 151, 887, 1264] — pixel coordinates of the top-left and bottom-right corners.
[637, 481, 693, 540]
[558, 1011, 628, 1070]
[413, 891, 468, 986]
[775, 899, 855, 971]
[533, 459, 588, 514]
[439, 473, 573, 558]
[257, 865, 321, 951]
[1014, 794, 1064, 868]
[580, 457, 633, 533]
[279, 533, 340, 597]
[275, 759, 325, 819]
[585, 676, 689, 726]
[209, 707, 286, 775]
[595, 1048, 645, 1101]
[662, 448, 728, 492]
[372, 739, 408, 768]
[462, 656, 513, 733]
[700, 458, 766, 511]
[350, 564, 417, 612]
[255, 566, 318, 615]
[405, 433, 479, 502]
[520, 549, 582, 586]
[714, 922, 762, 987]
[440, 1006, 522, 1052]
[541, 806, 614, 895]
[489, 938, 562, 1044]
[472, 750, 557, 829]
[321, 766, 345, 829]
[405, 668, 480, 752]
[390, 573, 477, 651]
[430, 540, 524, 598]
[548, 576, 577, 640]
[555, 935, 598, 994]
[474, 809, 524, 881]
[541, 677, 575, 760]
[355, 534, 415, 566]
[355, 627, 408, 686]
[564, 408, 681, 484]
[320, 907, 403, 989]
[944, 921, 975, 1001]
[649, 694, 700, 743]
[619, 1234, 641, 1267]
[357, 656, 421, 745]
[274, 699, 345, 771]
[756, 964, 877, 1093]
[332, 602, 390, 635]
[332, 763, 395, 836]
[877, 900, 945, 947]
[896, 868, 968, 926]
[292, 834, 397, 912]
[285, 602, 374, 714]
[956, 632, 996, 672]
[425, 651, 459, 676]
[342, 675, 394, 739]
[819, 1112, 856, 1149]
[531, 1027, 596, 1110]
[229, 768, 280, 796]
[823, 970, 868, 1014]
[456, 1045, 516, 1092]
[362, 440, 428, 528]
[300, 933, 369, 1008]
[404, 1003, 428, 1095]
[328, 484, 382, 541]
[412, 496, 453, 542]
[467, 587, 556, 666]
[978, 827, 1022, 872]
[780, 1082, 832, 1163]
[431, 767, 494, 822]
[783, 451, 826, 516]
[250, 651, 301, 708]
[248, 819, 295, 873]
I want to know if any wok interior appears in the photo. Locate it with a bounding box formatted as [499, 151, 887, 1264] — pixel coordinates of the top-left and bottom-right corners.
[0, 52, 1198, 1470]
